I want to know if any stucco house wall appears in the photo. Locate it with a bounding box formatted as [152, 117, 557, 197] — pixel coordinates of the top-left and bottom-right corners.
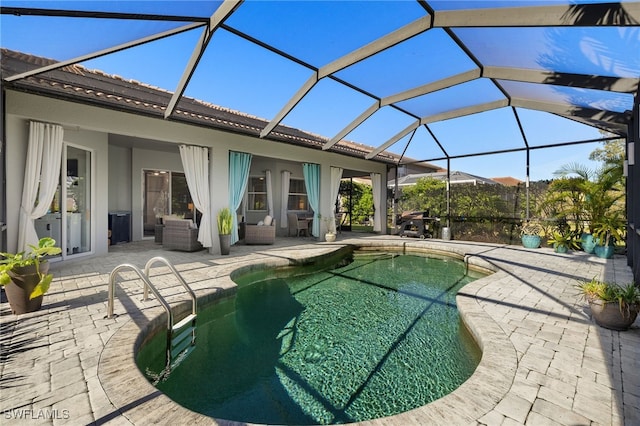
[5, 89, 387, 258]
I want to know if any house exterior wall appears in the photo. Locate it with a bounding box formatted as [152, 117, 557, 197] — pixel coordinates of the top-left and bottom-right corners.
[5, 95, 110, 257]
[4, 89, 387, 258]
[107, 143, 132, 213]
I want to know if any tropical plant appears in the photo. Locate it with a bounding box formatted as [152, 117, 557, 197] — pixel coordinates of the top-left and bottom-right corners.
[547, 231, 580, 251]
[217, 207, 233, 235]
[577, 278, 639, 313]
[0, 237, 62, 299]
[591, 211, 626, 247]
[551, 162, 625, 232]
[520, 220, 543, 236]
[538, 174, 588, 234]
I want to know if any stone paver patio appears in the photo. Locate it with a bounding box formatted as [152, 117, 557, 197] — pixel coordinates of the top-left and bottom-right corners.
[1, 235, 638, 425]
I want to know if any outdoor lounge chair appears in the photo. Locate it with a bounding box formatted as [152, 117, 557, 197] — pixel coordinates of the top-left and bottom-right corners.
[162, 219, 203, 252]
[244, 218, 276, 245]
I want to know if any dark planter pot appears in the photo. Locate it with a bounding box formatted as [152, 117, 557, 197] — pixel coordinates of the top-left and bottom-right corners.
[594, 245, 614, 259]
[588, 298, 639, 331]
[521, 235, 541, 249]
[581, 233, 596, 254]
[4, 263, 49, 315]
[219, 234, 231, 255]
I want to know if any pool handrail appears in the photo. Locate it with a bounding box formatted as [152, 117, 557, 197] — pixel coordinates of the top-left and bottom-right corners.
[143, 256, 197, 318]
[106, 263, 173, 331]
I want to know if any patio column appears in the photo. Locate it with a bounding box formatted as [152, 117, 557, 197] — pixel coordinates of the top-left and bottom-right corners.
[393, 165, 399, 234]
[627, 100, 639, 284]
[526, 148, 531, 220]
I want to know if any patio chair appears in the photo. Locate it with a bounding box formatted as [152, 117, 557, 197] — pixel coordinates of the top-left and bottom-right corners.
[287, 212, 308, 237]
[162, 219, 203, 252]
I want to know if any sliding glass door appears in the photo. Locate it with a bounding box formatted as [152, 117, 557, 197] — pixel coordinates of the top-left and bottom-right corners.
[35, 144, 92, 257]
[143, 170, 193, 237]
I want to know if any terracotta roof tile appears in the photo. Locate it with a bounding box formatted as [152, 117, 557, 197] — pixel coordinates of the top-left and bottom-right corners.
[1, 48, 398, 163]
[491, 176, 523, 186]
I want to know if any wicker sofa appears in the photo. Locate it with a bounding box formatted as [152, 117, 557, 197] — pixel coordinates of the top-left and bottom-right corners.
[162, 219, 203, 252]
[244, 219, 276, 245]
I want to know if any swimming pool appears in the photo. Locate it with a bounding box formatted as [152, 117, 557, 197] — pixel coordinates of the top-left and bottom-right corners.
[137, 249, 487, 424]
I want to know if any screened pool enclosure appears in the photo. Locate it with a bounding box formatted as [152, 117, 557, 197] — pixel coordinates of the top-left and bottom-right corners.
[1, 1, 639, 281]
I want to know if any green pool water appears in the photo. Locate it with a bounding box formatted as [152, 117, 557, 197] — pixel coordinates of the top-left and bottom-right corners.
[137, 250, 485, 425]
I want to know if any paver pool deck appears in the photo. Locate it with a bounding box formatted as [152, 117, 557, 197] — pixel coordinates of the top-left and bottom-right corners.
[1, 235, 638, 425]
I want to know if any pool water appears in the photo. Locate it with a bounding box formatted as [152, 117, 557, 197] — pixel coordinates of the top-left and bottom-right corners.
[137, 251, 485, 425]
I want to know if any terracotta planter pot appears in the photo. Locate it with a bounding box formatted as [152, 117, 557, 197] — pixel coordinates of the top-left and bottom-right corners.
[588, 298, 639, 331]
[4, 263, 49, 315]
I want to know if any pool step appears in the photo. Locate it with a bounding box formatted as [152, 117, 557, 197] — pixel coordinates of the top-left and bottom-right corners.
[173, 313, 197, 332]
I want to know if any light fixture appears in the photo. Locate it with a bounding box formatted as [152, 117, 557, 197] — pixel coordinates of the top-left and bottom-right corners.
[629, 142, 635, 166]
[623, 160, 628, 177]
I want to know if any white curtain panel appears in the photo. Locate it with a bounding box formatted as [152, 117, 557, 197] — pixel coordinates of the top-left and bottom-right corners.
[18, 121, 64, 251]
[330, 167, 343, 233]
[179, 145, 213, 247]
[371, 172, 382, 233]
[266, 169, 274, 218]
[280, 170, 291, 228]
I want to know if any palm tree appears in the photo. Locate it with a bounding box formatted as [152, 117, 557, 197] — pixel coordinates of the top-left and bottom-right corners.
[551, 161, 625, 241]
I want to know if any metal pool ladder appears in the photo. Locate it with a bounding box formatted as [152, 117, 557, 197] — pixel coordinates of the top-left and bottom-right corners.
[107, 256, 197, 376]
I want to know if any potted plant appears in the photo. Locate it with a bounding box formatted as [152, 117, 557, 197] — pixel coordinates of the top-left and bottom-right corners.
[0, 237, 62, 314]
[547, 231, 580, 254]
[577, 278, 639, 330]
[320, 215, 337, 242]
[591, 212, 625, 259]
[217, 207, 233, 255]
[548, 162, 625, 256]
[520, 220, 543, 249]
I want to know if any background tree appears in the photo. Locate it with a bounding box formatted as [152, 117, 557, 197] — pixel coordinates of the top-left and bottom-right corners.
[450, 184, 511, 219]
[339, 180, 372, 224]
[589, 137, 625, 165]
[398, 177, 445, 216]
[353, 189, 373, 223]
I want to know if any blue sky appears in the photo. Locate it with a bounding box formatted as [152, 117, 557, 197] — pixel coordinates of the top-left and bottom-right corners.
[2, 0, 633, 182]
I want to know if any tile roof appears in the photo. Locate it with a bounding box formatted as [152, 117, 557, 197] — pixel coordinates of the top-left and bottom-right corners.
[392, 171, 500, 186]
[491, 176, 523, 186]
[1, 48, 401, 164]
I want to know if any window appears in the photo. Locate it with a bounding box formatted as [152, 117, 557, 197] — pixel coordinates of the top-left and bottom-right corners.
[288, 178, 308, 211]
[247, 176, 267, 211]
[171, 173, 192, 217]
